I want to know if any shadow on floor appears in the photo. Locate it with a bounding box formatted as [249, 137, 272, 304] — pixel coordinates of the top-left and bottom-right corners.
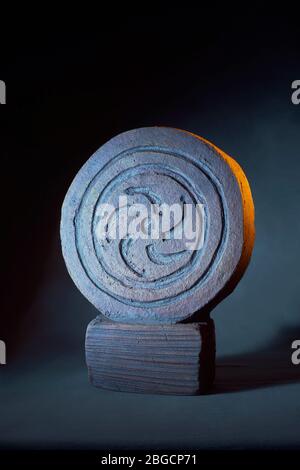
[214, 324, 300, 393]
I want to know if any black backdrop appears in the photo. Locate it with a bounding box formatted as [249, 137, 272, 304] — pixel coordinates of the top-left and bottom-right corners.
[1, 11, 300, 458]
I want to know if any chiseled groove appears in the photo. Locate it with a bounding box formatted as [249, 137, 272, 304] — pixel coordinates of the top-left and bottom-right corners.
[88, 329, 200, 337]
[125, 186, 162, 205]
[91, 324, 201, 332]
[88, 353, 199, 363]
[146, 244, 187, 266]
[88, 361, 198, 376]
[74, 145, 228, 309]
[87, 349, 200, 360]
[88, 336, 200, 343]
[88, 345, 199, 350]
[119, 238, 145, 278]
[91, 163, 201, 289]
[87, 336, 200, 344]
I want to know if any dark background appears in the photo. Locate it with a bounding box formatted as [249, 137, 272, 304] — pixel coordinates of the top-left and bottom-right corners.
[1, 11, 300, 454]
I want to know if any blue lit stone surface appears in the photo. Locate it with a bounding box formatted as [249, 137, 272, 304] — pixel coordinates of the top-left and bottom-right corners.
[60, 127, 255, 324]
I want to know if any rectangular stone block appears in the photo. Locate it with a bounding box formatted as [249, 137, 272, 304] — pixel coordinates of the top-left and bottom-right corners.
[85, 317, 215, 395]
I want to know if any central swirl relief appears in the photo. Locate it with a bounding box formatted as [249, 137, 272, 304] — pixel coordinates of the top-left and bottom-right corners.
[74, 148, 225, 307]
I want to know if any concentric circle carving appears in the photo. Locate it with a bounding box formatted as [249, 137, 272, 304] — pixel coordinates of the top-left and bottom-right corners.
[61, 128, 255, 323]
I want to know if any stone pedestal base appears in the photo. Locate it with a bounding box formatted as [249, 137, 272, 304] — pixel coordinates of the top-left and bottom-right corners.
[85, 317, 215, 395]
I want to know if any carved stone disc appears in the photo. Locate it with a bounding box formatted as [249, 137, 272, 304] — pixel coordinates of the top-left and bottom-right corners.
[60, 127, 255, 324]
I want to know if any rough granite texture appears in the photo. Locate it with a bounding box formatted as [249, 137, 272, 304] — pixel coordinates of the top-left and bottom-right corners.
[60, 127, 255, 324]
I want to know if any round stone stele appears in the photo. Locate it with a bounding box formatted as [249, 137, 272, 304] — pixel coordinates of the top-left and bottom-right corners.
[60, 127, 255, 324]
